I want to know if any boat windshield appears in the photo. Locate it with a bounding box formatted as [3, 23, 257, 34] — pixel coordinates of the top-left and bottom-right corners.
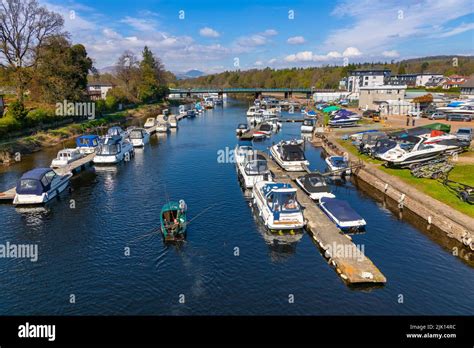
[303, 119, 314, 126]
[270, 191, 299, 212]
[98, 144, 119, 155]
[129, 130, 144, 139]
[260, 124, 272, 132]
[245, 160, 268, 175]
[282, 145, 305, 161]
[308, 176, 326, 187]
[332, 157, 347, 167]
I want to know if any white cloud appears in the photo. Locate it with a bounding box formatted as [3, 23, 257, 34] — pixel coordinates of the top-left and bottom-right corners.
[262, 29, 278, 36]
[437, 22, 474, 38]
[268, 58, 277, 64]
[343, 47, 362, 57]
[325, 0, 474, 54]
[254, 60, 263, 66]
[121, 16, 157, 32]
[199, 27, 220, 38]
[234, 29, 278, 49]
[285, 47, 363, 63]
[287, 36, 305, 44]
[382, 50, 400, 58]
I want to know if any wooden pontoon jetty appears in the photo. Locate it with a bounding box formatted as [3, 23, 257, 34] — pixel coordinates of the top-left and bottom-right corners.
[261, 151, 387, 285]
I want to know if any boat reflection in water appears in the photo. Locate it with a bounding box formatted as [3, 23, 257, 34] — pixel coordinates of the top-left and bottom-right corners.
[250, 202, 304, 262]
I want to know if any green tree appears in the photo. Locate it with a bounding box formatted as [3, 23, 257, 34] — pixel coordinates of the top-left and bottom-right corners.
[138, 46, 168, 103]
[6, 100, 28, 122]
[397, 65, 406, 74]
[31, 35, 93, 103]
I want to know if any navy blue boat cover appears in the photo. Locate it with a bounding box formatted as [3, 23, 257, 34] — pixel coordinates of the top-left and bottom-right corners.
[320, 197, 362, 222]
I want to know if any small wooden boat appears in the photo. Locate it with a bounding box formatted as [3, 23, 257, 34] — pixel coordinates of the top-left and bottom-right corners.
[160, 200, 187, 241]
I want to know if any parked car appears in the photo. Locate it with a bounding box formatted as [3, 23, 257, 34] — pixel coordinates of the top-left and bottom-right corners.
[455, 128, 473, 143]
[428, 112, 446, 120]
[408, 110, 422, 118]
[446, 114, 472, 122]
[362, 110, 379, 118]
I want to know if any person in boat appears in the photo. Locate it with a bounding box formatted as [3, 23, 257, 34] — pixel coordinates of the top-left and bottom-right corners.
[284, 199, 297, 210]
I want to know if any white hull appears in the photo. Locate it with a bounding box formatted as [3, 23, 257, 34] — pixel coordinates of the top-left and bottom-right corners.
[131, 136, 149, 147]
[301, 125, 314, 133]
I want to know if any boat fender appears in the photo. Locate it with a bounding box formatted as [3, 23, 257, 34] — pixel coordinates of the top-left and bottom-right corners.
[340, 274, 348, 280]
[179, 200, 186, 210]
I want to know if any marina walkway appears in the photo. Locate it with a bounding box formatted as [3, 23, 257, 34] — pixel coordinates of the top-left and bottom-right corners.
[260, 150, 387, 285]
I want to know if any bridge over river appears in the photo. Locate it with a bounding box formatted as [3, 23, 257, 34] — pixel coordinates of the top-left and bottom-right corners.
[169, 87, 338, 99]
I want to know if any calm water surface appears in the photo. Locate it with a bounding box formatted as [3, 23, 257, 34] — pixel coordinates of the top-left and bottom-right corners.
[0, 99, 473, 315]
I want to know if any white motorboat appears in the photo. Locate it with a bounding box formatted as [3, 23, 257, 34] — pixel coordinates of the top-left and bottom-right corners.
[325, 156, 351, 175]
[93, 135, 134, 164]
[236, 123, 250, 136]
[301, 119, 315, 133]
[168, 114, 178, 128]
[236, 152, 272, 189]
[156, 114, 170, 132]
[129, 128, 150, 147]
[13, 168, 72, 205]
[379, 135, 462, 167]
[252, 181, 305, 232]
[50, 148, 83, 168]
[234, 145, 254, 166]
[295, 173, 335, 201]
[144, 117, 157, 130]
[270, 140, 309, 172]
[246, 106, 260, 117]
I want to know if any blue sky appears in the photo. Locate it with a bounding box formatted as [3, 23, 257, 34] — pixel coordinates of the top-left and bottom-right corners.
[42, 0, 474, 73]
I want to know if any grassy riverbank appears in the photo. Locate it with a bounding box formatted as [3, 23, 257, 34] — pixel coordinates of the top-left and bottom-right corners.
[337, 139, 474, 217]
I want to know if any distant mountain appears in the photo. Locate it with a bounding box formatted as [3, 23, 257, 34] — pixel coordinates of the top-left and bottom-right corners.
[174, 69, 205, 80]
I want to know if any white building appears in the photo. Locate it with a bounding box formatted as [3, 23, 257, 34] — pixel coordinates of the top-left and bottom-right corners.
[345, 69, 391, 93]
[87, 83, 114, 100]
[416, 74, 444, 87]
[313, 91, 358, 102]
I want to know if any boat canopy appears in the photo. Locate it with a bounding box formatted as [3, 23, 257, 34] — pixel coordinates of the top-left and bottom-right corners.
[16, 168, 55, 195]
[281, 144, 305, 161]
[323, 106, 340, 113]
[334, 109, 355, 117]
[320, 197, 363, 223]
[329, 156, 347, 167]
[300, 173, 330, 193]
[76, 135, 99, 147]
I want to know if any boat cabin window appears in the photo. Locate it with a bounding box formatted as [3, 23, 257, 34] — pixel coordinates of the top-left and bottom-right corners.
[43, 171, 56, 185]
[130, 130, 144, 139]
[99, 144, 120, 155]
[245, 160, 268, 175]
[20, 179, 40, 191]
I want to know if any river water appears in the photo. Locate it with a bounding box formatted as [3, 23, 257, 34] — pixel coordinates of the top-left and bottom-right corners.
[0, 99, 472, 315]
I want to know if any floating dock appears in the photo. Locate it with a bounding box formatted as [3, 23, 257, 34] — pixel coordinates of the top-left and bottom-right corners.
[0, 152, 95, 203]
[260, 151, 387, 285]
